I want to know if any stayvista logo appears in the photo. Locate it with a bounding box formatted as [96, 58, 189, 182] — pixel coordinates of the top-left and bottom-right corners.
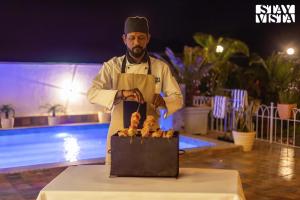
[256, 5, 295, 23]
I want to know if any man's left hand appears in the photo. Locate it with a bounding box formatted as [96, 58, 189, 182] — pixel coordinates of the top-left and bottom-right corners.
[152, 94, 166, 108]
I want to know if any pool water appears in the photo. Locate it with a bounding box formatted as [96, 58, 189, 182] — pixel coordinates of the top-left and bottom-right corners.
[0, 124, 214, 169]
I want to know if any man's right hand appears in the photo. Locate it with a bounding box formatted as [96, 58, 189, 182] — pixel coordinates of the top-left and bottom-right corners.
[122, 88, 144, 103]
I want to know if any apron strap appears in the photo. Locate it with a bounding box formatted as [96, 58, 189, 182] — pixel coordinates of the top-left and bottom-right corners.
[147, 57, 152, 75]
[121, 57, 127, 73]
[121, 54, 152, 74]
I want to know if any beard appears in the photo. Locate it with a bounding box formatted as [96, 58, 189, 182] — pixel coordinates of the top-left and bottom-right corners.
[127, 46, 146, 58]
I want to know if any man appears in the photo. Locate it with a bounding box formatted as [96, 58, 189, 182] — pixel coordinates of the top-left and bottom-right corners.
[87, 16, 183, 164]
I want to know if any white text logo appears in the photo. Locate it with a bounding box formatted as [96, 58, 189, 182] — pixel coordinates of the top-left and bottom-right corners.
[255, 5, 295, 23]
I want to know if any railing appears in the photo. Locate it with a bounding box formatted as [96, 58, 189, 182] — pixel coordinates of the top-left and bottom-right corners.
[210, 108, 233, 133]
[209, 102, 300, 148]
[192, 96, 212, 107]
[256, 103, 300, 147]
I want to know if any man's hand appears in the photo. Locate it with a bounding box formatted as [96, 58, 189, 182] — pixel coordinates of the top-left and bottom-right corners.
[122, 88, 144, 103]
[152, 94, 166, 108]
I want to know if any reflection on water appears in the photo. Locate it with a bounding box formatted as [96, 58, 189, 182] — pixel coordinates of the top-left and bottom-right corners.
[55, 132, 70, 138]
[278, 147, 294, 180]
[63, 136, 80, 162]
[55, 132, 81, 162]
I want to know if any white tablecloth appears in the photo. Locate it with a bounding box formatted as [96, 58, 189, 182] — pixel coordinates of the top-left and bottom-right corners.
[36, 165, 246, 200]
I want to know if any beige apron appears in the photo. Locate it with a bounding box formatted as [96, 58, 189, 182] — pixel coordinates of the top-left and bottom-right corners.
[105, 56, 157, 164]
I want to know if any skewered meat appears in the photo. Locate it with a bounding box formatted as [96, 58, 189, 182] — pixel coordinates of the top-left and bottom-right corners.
[152, 129, 163, 138]
[117, 112, 175, 139]
[163, 129, 174, 138]
[143, 115, 159, 132]
[141, 126, 151, 137]
[118, 128, 128, 137]
[130, 112, 141, 129]
[128, 126, 137, 136]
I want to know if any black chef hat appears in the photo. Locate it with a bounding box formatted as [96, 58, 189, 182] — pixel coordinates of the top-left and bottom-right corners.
[124, 16, 149, 34]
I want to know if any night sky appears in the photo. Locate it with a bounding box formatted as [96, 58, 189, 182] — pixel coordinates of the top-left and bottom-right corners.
[0, 0, 299, 63]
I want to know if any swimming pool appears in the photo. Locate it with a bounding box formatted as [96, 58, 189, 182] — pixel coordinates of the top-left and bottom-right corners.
[0, 124, 214, 169]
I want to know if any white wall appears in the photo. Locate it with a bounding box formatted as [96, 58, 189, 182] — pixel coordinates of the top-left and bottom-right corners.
[0, 62, 104, 117]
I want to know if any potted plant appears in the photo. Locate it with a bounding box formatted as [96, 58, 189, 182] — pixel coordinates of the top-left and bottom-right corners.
[0, 104, 15, 129]
[259, 52, 300, 119]
[277, 89, 299, 120]
[40, 104, 66, 126]
[232, 101, 256, 152]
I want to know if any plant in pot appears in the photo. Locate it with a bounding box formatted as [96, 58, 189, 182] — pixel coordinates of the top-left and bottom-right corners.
[0, 104, 15, 129]
[232, 101, 256, 152]
[257, 52, 300, 119]
[277, 88, 299, 120]
[40, 104, 66, 126]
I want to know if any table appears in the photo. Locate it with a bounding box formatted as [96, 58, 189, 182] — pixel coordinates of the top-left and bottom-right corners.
[36, 165, 246, 200]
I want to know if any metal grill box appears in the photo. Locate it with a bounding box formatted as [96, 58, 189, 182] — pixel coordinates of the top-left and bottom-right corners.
[110, 133, 179, 177]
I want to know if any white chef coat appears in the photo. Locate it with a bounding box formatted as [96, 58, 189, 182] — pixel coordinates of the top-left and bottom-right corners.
[87, 55, 183, 116]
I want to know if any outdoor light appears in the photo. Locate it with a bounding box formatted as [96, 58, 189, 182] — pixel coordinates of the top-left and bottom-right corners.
[286, 47, 295, 55]
[216, 45, 224, 53]
[60, 79, 82, 102]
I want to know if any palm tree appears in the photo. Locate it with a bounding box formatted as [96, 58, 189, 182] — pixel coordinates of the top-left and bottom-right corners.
[160, 33, 249, 106]
[226, 53, 269, 101]
[161, 46, 213, 106]
[193, 33, 249, 93]
[269, 53, 300, 103]
[251, 52, 300, 104]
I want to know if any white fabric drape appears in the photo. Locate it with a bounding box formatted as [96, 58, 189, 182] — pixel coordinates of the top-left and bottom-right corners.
[36, 165, 246, 200]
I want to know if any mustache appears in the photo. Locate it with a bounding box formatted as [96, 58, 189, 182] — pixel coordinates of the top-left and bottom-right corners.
[132, 46, 143, 50]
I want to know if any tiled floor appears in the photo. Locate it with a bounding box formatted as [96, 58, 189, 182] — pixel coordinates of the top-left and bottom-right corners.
[181, 140, 300, 200]
[1, 137, 300, 200]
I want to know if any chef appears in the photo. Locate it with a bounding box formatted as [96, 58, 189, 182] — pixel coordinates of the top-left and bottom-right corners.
[87, 16, 183, 164]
